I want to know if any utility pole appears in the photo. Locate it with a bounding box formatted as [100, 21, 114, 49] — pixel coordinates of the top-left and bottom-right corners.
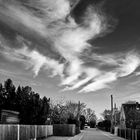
[111, 95, 113, 112]
[77, 101, 80, 121]
[77, 101, 81, 133]
[111, 95, 113, 132]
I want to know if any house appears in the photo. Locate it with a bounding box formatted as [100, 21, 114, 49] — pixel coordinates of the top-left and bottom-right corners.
[0, 109, 19, 124]
[120, 102, 140, 129]
[112, 107, 120, 127]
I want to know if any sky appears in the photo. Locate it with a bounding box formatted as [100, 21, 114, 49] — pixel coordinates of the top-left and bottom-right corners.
[0, 0, 140, 118]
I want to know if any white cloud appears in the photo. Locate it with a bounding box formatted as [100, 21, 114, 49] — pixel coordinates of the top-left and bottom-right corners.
[15, 47, 47, 76]
[117, 52, 140, 77]
[135, 72, 140, 76]
[65, 68, 101, 90]
[0, 0, 140, 93]
[79, 72, 117, 93]
[0, 44, 64, 77]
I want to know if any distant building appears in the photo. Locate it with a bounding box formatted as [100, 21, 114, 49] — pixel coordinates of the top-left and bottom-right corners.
[0, 109, 19, 124]
[120, 102, 140, 129]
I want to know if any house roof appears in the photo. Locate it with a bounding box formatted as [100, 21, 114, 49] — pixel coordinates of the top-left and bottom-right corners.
[1, 109, 19, 115]
[122, 103, 140, 109]
[121, 102, 140, 117]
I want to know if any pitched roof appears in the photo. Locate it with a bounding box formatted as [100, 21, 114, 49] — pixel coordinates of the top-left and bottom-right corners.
[122, 102, 140, 117]
[1, 109, 19, 115]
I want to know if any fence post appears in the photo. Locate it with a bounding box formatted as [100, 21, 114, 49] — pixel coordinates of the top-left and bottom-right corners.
[17, 125, 20, 140]
[34, 125, 37, 140]
[125, 129, 126, 139]
[129, 129, 131, 140]
[132, 129, 133, 140]
[135, 130, 137, 140]
[132, 129, 134, 140]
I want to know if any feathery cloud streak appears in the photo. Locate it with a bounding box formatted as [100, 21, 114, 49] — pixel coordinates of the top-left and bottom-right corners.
[0, 0, 140, 93]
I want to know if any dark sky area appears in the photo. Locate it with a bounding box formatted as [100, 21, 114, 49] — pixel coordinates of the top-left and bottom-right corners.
[72, 0, 140, 53]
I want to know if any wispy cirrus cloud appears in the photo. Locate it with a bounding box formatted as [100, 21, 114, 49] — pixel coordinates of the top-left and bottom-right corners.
[0, 42, 64, 76]
[0, 68, 42, 87]
[0, 0, 140, 93]
[0, 68, 19, 77]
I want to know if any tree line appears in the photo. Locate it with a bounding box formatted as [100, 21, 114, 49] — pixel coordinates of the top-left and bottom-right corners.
[0, 79, 50, 124]
[0, 79, 97, 127]
[50, 100, 97, 129]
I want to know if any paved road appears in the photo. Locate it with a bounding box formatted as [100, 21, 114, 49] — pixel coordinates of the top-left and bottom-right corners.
[45, 128, 126, 140]
[46, 136, 70, 140]
[79, 128, 126, 140]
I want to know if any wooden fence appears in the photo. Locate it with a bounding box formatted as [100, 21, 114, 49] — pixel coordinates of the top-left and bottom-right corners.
[0, 125, 53, 140]
[113, 127, 140, 140]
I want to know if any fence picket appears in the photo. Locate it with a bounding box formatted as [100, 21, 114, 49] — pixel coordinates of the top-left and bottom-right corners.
[135, 130, 137, 140]
[17, 125, 19, 140]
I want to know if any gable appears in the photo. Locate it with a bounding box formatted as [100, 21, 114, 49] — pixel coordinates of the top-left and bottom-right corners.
[120, 105, 126, 121]
[121, 103, 140, 121]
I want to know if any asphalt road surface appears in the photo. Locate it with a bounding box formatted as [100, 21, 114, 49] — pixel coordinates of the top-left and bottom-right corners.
[46, 128, 126, 140]
[79, 128, 126, 140]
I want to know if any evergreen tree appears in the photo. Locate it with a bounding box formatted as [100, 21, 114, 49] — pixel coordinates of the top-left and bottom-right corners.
[0, 79, 50, 125]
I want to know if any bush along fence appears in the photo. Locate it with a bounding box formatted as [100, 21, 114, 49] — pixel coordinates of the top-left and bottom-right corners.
[0, 125, 53, 140]
[98, 126, 111, 132]
[112, 127, 140, 140]
[53, 124, 76, 136]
